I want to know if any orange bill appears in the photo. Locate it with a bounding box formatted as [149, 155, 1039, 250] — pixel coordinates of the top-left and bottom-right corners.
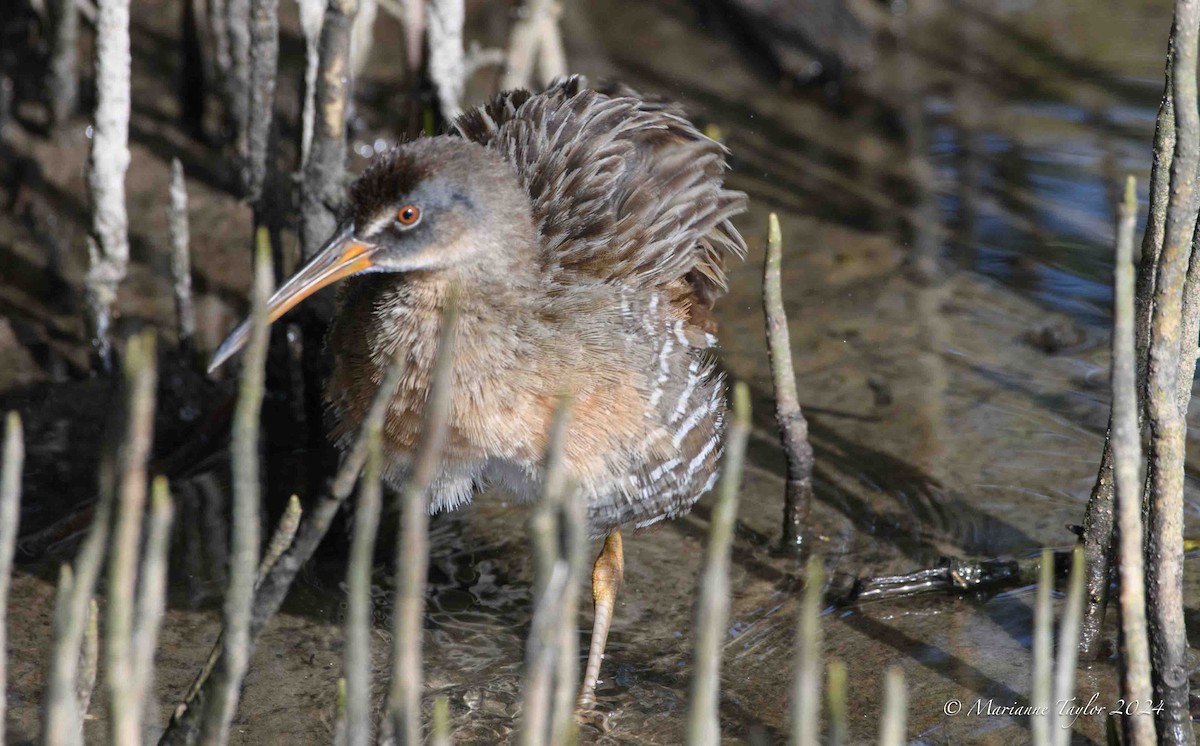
[208, 226, 377, 373]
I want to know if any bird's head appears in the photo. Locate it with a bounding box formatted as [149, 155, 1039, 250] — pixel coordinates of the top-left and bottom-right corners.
[209, 136, 535, 372]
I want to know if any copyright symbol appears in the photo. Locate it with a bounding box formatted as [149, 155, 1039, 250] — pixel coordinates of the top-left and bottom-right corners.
[944, 699, 961, 716]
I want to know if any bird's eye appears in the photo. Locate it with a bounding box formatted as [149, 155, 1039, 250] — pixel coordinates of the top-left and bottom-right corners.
[396, 205, 421, 228]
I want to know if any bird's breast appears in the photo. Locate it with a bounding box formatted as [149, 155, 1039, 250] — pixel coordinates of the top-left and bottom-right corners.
[323, 276, 541, 465]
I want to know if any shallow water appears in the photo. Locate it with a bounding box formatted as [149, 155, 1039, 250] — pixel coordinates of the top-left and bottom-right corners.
[0, 0, 1195, 743]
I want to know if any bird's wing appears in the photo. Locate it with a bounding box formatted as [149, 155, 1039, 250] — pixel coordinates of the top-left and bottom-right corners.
[453, 76, 748, 327]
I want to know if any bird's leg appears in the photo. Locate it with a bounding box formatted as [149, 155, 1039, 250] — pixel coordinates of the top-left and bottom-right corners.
[578, 528, 624, 708]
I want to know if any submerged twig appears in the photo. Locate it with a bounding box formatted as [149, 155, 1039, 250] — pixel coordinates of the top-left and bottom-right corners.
[878, 667, 906, 746]
[430, 696, 451, 746]
[1138, 32, 1177, 405]
[168, 160, 196, 353]
[45, 567, 90, 745]
[845, 555, 1029, 604]
[1145, 1, 1200, 740]
[1051, 547, 1085, 746]
[401, 0, 425, 76]
[83, 0, 132, 372]
[826, 660, 847, 746]
[1079, 24, 1178, 664]
[520, 403, 571, 746]
[370, 0, 424, 134]
[244, 0, 279, 202]
[1179, 189, 1200, 412]
[501, 0, 566, 90]
[686, 382, 750, 746]
[259, 495, 303, 580]
[463, 43, 506, 79]
[550, 439, 584, 746]
[297, 0, 325, 169]
[0, 77, 12, 142]
[427, 0, 465, 120]
[334, 678, 347, 746]
[790, 556, 823, 746]
[520, 562, 567, 746]
[1113, 178, 1156, 746]
[47, 0, 80, 128]
[1030, 549, 1053, 745]
[529, 407, 564, 601]
[386, 300, 457, 745]
[78, 599, 99, 726]
[131, 478, 174, 741]
[344, 429, 383, 746]
[349, 0, 377, 77]
[44, 331, 127, 744]
[224, 0, 252, 172]
[300, 0, 357, 262]
[1077, 436, 1115, 662]
[106, 331, 159, 745]
[535, 4, 565, 89]
[521, 459, 560, 744]
[299, 0, 358, 444]
[199, 229, 272, 745]
[206, 0, 233, 124]
[763, 212, 815, 554]
[0, 413, 22, 745]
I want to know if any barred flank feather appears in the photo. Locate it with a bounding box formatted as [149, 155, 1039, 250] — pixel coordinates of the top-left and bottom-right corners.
[595, 288, 728, 532]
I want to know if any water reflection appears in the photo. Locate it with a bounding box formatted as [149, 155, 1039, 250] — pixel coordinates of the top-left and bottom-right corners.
[917, 2, 1160, 326]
